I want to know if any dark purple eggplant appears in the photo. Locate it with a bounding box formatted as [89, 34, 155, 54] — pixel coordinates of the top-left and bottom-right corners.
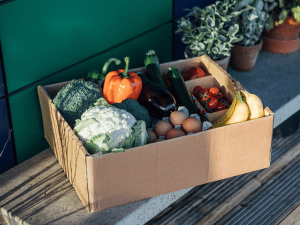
[137, 72, 177, 119]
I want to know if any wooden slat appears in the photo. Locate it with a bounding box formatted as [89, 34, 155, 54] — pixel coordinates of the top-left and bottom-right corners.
[195, 139, 300, 225]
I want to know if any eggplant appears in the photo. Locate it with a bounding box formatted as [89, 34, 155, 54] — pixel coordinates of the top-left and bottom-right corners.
[137, 72, 177, 119]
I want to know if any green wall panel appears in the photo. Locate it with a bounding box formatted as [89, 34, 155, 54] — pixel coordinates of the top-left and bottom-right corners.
[9, 23, 172, 163]
[0, 0, 172, 94]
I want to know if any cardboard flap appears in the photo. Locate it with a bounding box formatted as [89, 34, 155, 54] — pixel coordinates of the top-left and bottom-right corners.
[264, 106, 274, 116]
[201, 55, 236, 94]
[38, 86, 55, 149]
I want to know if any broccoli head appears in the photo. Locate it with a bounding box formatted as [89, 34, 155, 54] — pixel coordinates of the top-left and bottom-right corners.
[113, 98, 152, 128]
[52, 79, 103, 128]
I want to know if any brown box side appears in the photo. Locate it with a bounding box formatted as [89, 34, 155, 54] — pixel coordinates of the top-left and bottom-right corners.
[86, 131, 211, 212]
[84, 113, 273, 212]
[207, 115, 273, 182]
[86, 144, 158, 212]
[38, 85, 90, 211]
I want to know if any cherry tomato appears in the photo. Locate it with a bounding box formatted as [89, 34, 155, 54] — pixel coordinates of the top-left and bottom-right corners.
[222, 100, 231, 108]
[193, 86, 205, 97]
[219, 98, 231, 108]
[216, 101, 227, 111]
[200, 91, 212, 104]
[207, 97, 218, 110]
[216, 92, 225, 99]
[209, 87, 219, 96]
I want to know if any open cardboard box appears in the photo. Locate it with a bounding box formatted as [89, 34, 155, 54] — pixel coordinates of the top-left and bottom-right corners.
[38, 55, 274, 212]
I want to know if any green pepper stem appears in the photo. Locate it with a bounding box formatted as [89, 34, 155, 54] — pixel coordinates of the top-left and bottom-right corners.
[102, 58, 121, 74]
[122, 57, 130, 78]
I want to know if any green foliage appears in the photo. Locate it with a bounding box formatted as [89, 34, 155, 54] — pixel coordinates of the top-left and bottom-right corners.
[52, 79, 103, 128]
[113, 98, 152, 128]
[176, 0, 252, 60]
[85, 133, 111, 155]
[265, 0, 300, 31]
[132, 121, 149, 147]
[233, 0, 273, 46]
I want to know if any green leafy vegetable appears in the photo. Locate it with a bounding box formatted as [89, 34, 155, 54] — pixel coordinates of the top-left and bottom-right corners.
[52, 79, 103, 128]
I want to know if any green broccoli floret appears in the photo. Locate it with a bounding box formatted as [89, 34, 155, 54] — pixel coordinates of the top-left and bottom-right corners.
[52, 79, 103, 128]
[113, 98, 152, 128]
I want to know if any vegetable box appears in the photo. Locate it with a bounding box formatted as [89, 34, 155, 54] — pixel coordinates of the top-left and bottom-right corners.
[38, 55, 274, 212]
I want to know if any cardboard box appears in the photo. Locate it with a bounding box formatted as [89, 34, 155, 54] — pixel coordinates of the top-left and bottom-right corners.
[38, 55, 274, 212]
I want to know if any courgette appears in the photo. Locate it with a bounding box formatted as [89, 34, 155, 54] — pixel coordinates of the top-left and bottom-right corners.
[137, 72, 177, 119]
[166, 67, 200, 116]
[144, 50, 169, 91]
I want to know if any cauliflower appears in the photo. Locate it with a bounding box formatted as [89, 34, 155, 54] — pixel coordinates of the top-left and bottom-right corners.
[74, 98, 148, 155]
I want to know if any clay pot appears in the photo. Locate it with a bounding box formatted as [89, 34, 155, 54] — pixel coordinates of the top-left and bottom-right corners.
[262, 16, 300, 54]
[184, 48, 230, 71]
[214, 55, 230, 71]
[262, 35, 300, 54]
[263, 16, 300, 41]
[229, 40, 263, 72]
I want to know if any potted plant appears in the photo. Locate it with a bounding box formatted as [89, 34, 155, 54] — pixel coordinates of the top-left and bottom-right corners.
[262, 0, 300, 53]
[229, 0, 275, 71]
[175, 0, 251, 70]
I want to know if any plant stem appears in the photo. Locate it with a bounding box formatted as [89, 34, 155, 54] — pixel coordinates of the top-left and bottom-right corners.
[102, 58, 121, 74]
[122, 57, 130, 78]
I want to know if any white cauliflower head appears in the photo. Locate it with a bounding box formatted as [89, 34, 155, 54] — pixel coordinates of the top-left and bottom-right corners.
[75, 105, 136, 145]
[74, 98, 149, 155]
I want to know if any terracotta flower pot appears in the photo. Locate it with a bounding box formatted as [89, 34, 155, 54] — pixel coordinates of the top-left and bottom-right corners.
[184, 48, 230, 71]
[263, 16, 300, 41]
[262, 16, 300, 54]
[229, 40, 263, 72]
[262, 35, 300, 54]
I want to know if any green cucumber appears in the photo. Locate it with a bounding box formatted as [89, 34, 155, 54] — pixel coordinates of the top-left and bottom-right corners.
[144, 50, 169, 91]
[166, 67, 200, 115]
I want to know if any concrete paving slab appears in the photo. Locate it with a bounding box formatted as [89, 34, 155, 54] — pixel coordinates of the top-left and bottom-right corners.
[228, 49, 300, 128]
[227, 49, 300, 114]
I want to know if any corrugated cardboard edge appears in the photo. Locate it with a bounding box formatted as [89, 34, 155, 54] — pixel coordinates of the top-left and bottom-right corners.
[265, 106, 275, 167]
[38, 85, 90, 211]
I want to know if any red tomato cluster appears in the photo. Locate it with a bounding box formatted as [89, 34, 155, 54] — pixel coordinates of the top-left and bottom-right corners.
[192, 86, 230, 113]
[181, 67, 206, 81]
